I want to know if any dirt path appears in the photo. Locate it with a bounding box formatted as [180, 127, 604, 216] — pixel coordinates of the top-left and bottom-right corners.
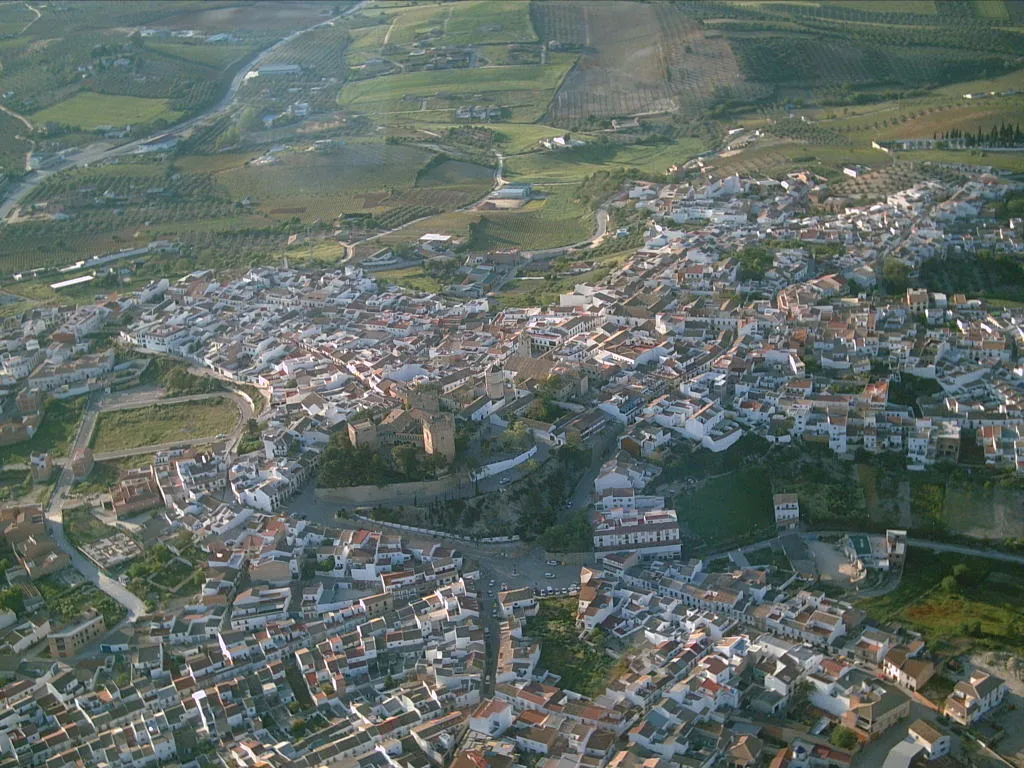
[382, 17, 396, 46]
[0, 102, 36, 173]
[0, 102, 33, 133]
[898, 479, 912, 527]
[20, 2, 40, 35]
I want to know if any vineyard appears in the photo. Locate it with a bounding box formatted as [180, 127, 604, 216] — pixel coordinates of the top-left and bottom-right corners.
[381, 1, 536, 48]
[529, 2, 587, 47]
[541, 1, 765, 126]
[258, 22, 352, 80]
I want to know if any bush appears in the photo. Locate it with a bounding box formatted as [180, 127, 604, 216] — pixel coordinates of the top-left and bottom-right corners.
[830, 726, 859, 750]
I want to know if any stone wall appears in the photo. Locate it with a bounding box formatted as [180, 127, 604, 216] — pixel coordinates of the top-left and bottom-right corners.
[314, 475, 462, 506]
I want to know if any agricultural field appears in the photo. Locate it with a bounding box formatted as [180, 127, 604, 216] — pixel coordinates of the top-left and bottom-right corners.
[216, 142, 493, 222]
[337, 57, 576, 122]
[0, 1, 337, 120]
[31, 94, 184, 131]
[144, 41, 256, 69]
[37, 575, 126, 629]
[90, 397, 241, 453]
[373, 1, 535, 49]
[692, 0, 1022, 114]
[503, 138, 705, 184]
[541, 1, 765, 125]
[857, 548, 1024, 653]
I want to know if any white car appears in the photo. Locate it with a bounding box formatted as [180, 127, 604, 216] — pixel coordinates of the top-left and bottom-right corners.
[544, 572, 555, 579]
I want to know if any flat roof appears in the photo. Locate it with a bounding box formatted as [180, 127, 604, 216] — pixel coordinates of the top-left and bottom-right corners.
[50, 274, 95, 290]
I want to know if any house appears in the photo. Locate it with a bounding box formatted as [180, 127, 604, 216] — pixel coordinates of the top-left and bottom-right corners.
[49, 610, 106, 658]
[882, 646, 934, 692]
[943, 670, 1007, 726]
[841, 680, 911, 741]
[469, 698, 514, 737]
[882, 719, 951, 768]
[773, 493, 799, 528]
[592, 508, 681, 560]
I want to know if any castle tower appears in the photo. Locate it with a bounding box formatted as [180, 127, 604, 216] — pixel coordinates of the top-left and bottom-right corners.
[422, 413, 455, 462]
[347, 419, 378, 450]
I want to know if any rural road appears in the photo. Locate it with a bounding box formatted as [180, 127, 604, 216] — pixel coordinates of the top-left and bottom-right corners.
[0, 1, 368, 223]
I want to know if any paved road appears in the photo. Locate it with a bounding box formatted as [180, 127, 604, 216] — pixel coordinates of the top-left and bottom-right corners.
[43, 393, 148, 620]
[906, 538, 1024, 565]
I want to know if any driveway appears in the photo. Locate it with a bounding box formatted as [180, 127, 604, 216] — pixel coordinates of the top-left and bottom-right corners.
[806, 539, 857, 587]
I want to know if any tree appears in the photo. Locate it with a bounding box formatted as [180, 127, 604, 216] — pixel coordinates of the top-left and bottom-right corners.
[239, 107, 264, 135]
[0, 587, 25, 617]
[882, 257, 910, 294]
[392, 443, 421, 478]
[830, 726, 859, 750]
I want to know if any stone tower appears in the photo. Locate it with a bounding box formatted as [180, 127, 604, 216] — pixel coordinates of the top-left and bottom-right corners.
[422, 413, 456, 461]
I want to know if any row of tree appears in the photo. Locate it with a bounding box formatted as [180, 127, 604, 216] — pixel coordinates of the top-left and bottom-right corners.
[934, 122, 1024, 149]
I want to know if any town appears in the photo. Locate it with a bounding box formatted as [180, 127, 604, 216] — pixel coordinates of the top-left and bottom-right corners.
[0, 158, 1022, 768]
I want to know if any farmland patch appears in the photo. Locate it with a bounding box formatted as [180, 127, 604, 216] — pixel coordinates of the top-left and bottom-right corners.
[30, 93, 183, 129]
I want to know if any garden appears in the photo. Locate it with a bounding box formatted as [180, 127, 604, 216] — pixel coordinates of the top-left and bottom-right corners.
[526, 597, 618, 698]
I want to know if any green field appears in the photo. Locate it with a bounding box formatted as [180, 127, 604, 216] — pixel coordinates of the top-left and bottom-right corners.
[338, 58, 575, 121]
[91, 397, 240, 453]
[374, 185, 594, 253]
[474, 188, 593, 250]
[675, 467, 774, 546]
[504, 139, 705, 184]
[63, 506, 118, 548]
[217, 143, 492, 221]
[31, 93, 184, 130]
[373, 266, 445, 294]
[857, 549, 1024, 653]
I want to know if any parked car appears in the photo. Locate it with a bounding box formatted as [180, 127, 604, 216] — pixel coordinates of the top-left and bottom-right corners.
[546, 560, 559, 566]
